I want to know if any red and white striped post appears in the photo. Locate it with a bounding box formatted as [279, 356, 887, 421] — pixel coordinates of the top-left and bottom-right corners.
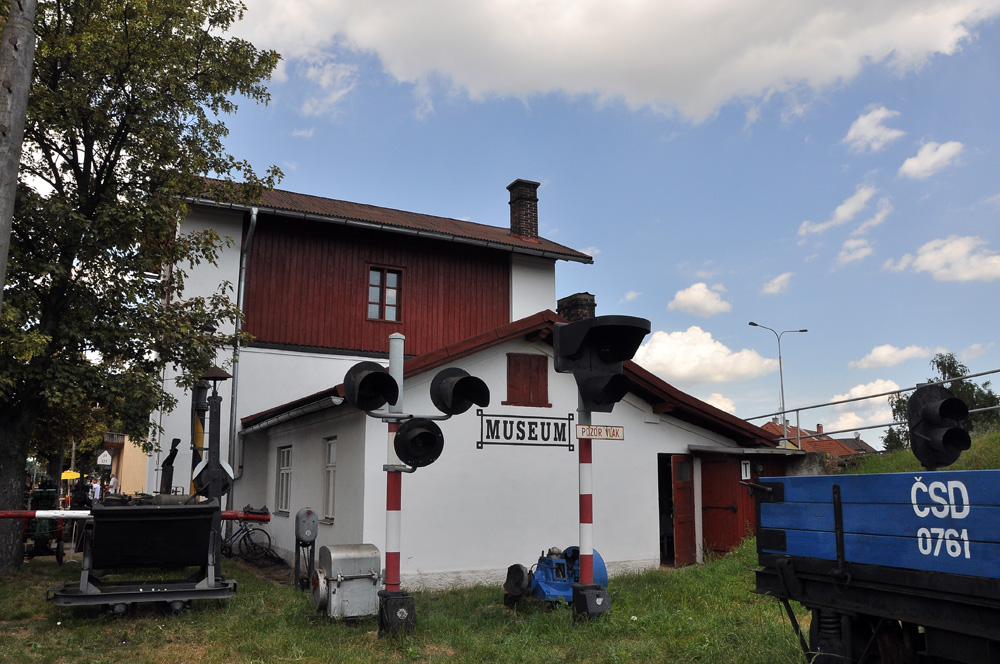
[377, 333, 416, 637]
[384, 422, 402, 593]
[577, 409, 594, 585]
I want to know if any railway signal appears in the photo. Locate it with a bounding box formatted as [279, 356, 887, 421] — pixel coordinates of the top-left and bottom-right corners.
[907, 384, 971, 470]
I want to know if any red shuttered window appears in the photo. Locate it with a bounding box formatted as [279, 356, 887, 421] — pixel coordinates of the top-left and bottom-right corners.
[503, 353, 551, 408]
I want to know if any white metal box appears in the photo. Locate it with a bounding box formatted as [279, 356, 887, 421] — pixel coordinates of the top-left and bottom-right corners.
[310, 544, 381, 620]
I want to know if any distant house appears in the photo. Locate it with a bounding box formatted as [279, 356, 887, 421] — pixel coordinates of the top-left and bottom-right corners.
[146, 178, 796, 586]
[760, 420, 875, 458]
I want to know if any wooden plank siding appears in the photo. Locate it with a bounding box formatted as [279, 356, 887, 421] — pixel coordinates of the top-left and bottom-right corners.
[243, 215, 511, 356]
[701, 454, 786, 554]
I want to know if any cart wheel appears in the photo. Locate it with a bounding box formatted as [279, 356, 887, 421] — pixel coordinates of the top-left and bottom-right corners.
[110, 603, 129, 616]
[56, 540, 64, 566]
[168, 600, 186, 614]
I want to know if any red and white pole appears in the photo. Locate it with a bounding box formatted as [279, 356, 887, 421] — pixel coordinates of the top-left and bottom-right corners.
[0, 510, 269, 521]
[0, 510, 89, 520]
[578, 411, 594, 585]
[385, 423, 402, 593]
[384, 332, 405, 593]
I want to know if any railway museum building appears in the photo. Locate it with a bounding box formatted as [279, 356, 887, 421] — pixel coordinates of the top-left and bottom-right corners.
[146, 179, 793, 587]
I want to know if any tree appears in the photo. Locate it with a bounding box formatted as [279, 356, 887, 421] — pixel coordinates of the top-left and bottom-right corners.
[0, 0, 280, 572]
[881, 353, 1000, 450]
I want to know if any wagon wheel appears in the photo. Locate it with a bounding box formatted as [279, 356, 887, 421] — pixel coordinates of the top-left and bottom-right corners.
[851, 616, 911, 664]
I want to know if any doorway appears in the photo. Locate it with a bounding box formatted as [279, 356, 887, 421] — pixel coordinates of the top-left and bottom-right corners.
[657, 453, 696, 566]
[656, 454, 674, 565]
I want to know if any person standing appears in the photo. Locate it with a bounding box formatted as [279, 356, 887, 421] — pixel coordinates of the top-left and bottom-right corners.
[108, 473, 119, 494]
[90, 476, 102, 502]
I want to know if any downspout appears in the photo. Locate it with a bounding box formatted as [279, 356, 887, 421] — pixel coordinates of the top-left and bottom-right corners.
[226, 206, 257, 511]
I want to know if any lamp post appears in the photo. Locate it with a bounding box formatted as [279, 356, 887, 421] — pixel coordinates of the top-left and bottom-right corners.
[748, 322, 807, 444]
[200, 366, 232, 566]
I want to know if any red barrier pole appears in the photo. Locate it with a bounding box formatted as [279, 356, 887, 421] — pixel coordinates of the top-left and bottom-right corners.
[2, 509, 269, 522]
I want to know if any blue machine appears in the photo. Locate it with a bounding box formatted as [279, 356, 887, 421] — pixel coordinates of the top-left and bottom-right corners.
[503, 546, 608, 605]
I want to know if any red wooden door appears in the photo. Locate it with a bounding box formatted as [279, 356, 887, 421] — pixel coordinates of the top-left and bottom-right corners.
[700, 455, 787, 555]
[672, 455, 696, 566]
[701, 456, 744, 555]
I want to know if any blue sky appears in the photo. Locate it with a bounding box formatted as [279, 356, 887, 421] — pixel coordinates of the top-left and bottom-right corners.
[224, 1, 1000, 446]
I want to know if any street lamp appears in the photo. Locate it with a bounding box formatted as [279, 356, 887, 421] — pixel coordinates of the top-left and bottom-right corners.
[748, 322, 807, 444]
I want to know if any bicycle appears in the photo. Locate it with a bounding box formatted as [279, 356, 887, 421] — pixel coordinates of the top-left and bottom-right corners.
[222, 516, 272, 561]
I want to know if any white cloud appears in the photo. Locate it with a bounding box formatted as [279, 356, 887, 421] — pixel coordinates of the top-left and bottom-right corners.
[822, 379, 900, 439]
[233, 1, 1000, 121]
[849, 344, 945, 369]
[299, 59, 357, 116]
[633, 326, 776, 386]
[843, 106, 905, 152]
[837, 237, 872, 265]
[581, 246, 601, 257]
[898, 141, 964, 179]
[831, 378, 902, 404]
[960, 342, 995, 360]
[799, 185, 877, 236]
[703, 393, 736, 414]
[667, 283, 732, 317]
[761, 272, 793, 295]
[852, 197, 893, 236]
[884, 235, 1000, 281]
[621, 290, 641, 303]
[291, 128, 315, 138]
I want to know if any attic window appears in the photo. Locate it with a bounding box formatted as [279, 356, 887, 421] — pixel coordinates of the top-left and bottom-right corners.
[368, 267, 401, 322]
[503, 353, 550, 408]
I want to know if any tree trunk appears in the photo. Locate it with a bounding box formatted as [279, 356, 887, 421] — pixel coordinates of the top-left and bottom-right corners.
[0, 0, 37, 312]
[0, 405, 38, 573]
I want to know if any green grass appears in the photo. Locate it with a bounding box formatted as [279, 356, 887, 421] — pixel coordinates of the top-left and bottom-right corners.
[840, 431, 1000, 474]
[0, 538, 804, 664]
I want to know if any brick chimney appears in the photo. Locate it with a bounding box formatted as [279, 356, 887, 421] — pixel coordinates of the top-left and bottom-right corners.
[557, 292, 596, 322]
[507, 179, 540, 240]
[816, 424, 824, 434]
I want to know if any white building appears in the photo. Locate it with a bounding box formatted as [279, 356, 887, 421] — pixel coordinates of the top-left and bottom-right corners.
[148, 179, 789, 588]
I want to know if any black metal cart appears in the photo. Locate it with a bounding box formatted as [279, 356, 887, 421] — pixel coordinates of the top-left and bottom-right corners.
[47, 500, 236, 613]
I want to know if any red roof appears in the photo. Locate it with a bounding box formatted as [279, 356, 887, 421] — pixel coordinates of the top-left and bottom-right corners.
[242, 310, 776, 448]
[195, 182, 593, 264]
[759, 421, 859, 457]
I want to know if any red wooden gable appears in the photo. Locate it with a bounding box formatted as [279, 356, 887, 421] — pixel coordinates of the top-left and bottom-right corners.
[242, 214, 511, 356]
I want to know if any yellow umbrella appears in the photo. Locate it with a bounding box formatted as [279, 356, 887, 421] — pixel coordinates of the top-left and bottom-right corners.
[61, 470, 80, 480]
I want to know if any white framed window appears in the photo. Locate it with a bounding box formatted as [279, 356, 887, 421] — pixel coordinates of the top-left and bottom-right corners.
[276, 446, 292, 513]
[323, 437, 337, 521]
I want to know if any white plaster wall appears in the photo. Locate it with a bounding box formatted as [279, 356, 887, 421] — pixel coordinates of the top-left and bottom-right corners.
[510, 254, 556, 320]
[373, 339, 741, 588]
[245, 409, 371, 560]
[145, 202, 380, 495]
[145, 207, 244, 493]
[230, 336, 750, 589]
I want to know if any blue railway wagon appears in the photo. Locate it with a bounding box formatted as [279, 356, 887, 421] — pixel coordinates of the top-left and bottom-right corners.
[752, 469, 1000, 664]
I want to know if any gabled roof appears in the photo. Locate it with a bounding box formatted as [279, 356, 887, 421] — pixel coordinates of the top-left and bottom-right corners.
[759, 421, 860, 457]
[193, 182, 593, 264]
[837, 435, 877, 455]
[242, 310, 776, 448]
